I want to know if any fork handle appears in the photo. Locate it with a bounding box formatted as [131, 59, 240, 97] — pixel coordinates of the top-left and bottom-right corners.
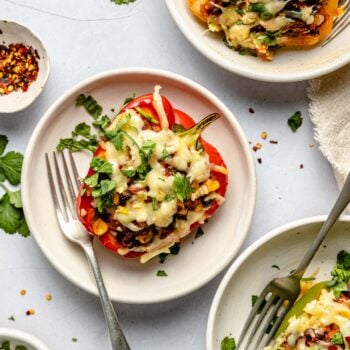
[82, 242, 131, 350]
[294, 172, 350, 277]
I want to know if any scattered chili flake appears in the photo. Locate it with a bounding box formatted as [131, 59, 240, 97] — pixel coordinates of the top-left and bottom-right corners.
[269, 140, 278, 144]
[261, 131, 268, 140]
[249, 107, 255, 114]
[0, 43, 40, 95]
[257, 158, 262, 164]
[252, 143, 262, 152]
[300, 164, 304, 169]
[25, 309, 35, 316]
[45, 293, 52, 301]
[20, 289, 26, 296]
[309, 144, 315, 148]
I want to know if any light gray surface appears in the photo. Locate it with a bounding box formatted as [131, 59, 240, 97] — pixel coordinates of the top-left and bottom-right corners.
[0, 0, 339, 349]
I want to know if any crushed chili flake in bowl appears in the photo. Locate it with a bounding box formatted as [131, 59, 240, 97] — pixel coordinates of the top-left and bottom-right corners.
[0, 43, 39, 95]
[0, 19, 50, 113]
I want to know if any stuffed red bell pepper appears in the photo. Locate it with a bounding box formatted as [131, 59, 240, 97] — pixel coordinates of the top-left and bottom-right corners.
[77, 86, 228, 263]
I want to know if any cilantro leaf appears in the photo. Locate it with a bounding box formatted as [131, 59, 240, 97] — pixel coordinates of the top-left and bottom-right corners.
[72, 122, 92, 138]
[331, 332, 344, 345]
[8, 190, 22, 208]
[111, 0, 136, 4]
[56, 138, 98, 153]
[106, 131, 124, 151]
[161, 148, 171, 160]
[156, 270, 168, 277]
[172, 174, 194, 202]
[0, 151, 23, 185]
[90, 157, 113, 174]
[92, 115, 111, 133]
[0, 135, 8, 155]
[141, 140, 156, 158]
[17, 219, 30, 237]
[76, 94, 102, 119]
[152, 197, 159, 211]
[123, 94, 136, 105]
[221, 336, 236, 350]
[195, 226, 204, 239]
[0, 193, 24, 234]
[83, 173, 99, 188]
[122, 169, 136, 178]
[288, 111, 303, 132]
[327, 250, 350, 298]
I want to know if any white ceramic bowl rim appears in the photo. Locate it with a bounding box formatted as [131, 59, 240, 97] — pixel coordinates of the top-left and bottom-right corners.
[0, 18, 50, 113]
[207, 214, 350, 347]
[0, 327, 49, 350]
[22, 67, 257, 303]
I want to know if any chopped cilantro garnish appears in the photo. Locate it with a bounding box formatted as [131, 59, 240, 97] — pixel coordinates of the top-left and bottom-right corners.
[152, 197, 159, 211]
[169, 243, 180, 255]
[76, 94, 102, 119]
[90, 157, 113, 174]
[327, 250, 350, 298]
[251, 295, 258, 307]
[161, 147, 171, 160]
[288, 111, 303, 132]
[8, 315, 15, 321]
[83, 173, 99, 187]
[221, 336, 236, 350]
[157, 270, 168, 277]
[92, 115, 111, 133]
[106, 130, 124, 151]
[248, 3, 273, 20]
[123, 93, 136, 105]
[164, 194, 175, 201]
[271, 264, 280, 270]
[172, 174, 193, 202]
[331, 332, 344, 345]
[111, 0, 136, 6]
[0, 151, 23, 185]
[195, 226, 204, 239]
[0, 135, 8, 155]
[122, 169, 136, 178]
[141, 140, 156, 158]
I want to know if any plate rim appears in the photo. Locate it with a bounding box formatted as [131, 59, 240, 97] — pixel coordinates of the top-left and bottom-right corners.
[165, 1, 350, 83]
[206, 214, 350, 348]
[21, 67, 257, 304]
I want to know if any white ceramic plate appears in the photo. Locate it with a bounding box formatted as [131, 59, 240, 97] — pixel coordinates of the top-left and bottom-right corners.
[207, 215, 350, 349]
[165, 1, 350, 83]
[0, 328, 49, 350]
[22, 68, 256, 304]
[0, 19, 50, 113]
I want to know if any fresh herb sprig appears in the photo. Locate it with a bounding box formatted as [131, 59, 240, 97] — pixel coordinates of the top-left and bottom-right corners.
[0, 136, 29, 237]
[111, 0, 136, 4]
[327, 250, 350, 299]
[288, 111, 303, 132]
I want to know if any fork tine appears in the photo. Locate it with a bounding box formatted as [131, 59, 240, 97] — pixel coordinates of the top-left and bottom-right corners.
[262, 303, 292, 348]
[46, 153, 68, 222]
[322, 9, 350, 46]
[68, 150, 81, 191]
[53, 152, 74, 220]
[241, 294, 277, 349]
[61, 151, 78, 218]
[254, 298, 284, 349]
[236, 288, 271, 348]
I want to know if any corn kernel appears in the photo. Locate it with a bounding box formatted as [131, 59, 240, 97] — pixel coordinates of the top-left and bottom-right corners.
[116, 206, 129, 215]
[45, 293, 52, 301]
[113, 194, 119, 206]
[261, 131, 268, 140]
[92, 218, 108, 236]
[20, 289, 26, 296]
[205, 179, 220, 192]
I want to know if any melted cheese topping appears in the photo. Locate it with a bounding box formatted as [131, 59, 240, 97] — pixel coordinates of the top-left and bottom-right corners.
[205, 0, 320, 59]
[100, 107, 225, 262]
[266, 289, 350, 350]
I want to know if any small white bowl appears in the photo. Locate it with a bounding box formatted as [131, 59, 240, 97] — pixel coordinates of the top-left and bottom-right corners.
[0, 19, 50, 113]
[165, 0, 350, 83]
[0, 328, 49, 350]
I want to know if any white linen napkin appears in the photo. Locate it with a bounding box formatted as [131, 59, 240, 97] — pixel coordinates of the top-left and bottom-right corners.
[308, 64, 350, 191]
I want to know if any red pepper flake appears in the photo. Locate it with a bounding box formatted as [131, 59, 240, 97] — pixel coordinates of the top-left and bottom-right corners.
[300, 164, 304, 169]
[257, 158, 262, 164]
[0, 43, 40, 95]
[345, 336, 350, 343]
[328, 346, 337, 350]
[252, 143, 262, 152]
[269, 140, 278, 144]
[249, 107, 255, 114]
[25, 309, 35, 316]
[261, 131, 268, 140]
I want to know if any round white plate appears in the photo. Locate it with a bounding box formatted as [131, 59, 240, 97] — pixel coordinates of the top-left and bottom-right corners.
[0, 328, 49, 350]
[22, 68, 256, 304]
[0, 19, 50, 113]
[165, 1, 350, 83]
[207, 215, 350, 349]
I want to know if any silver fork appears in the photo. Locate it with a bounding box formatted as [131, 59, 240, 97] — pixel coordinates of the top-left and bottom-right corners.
[322, 0, 350, 46]
[45, 150, 131, 350]
[237, 171, 350, 350]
